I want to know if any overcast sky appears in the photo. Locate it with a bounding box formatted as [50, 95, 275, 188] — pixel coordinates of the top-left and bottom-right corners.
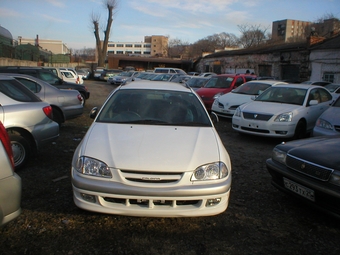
[0, 0, 339, 50]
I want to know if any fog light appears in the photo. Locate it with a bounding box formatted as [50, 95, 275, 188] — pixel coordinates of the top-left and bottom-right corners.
[206, 198, 221, 207]
[275, 131, 288, 135]
[81, 193, 96, 203]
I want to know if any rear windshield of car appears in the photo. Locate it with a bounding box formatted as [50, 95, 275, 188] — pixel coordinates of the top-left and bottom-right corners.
[205, 77, 234, 88]
[96, 89, 211, 127]
[0, 79, 42, 102]
[233, 82, 271, 95]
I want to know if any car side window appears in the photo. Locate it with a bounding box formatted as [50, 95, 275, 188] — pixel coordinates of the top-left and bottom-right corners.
[15, 78, 41, 93]
[318, 88, 333, 102]
[234, 77, 244, 88]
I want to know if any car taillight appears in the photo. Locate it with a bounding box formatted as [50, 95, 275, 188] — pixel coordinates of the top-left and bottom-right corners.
[77, 94, 83, 102]
[43, 105, 54, 120]
[0, 122, 15, 169]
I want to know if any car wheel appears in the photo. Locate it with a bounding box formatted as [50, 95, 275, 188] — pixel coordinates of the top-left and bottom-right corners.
[80, 93, 86, 106]
[9, 133, 31, 169]
[293, 120, 306, 140]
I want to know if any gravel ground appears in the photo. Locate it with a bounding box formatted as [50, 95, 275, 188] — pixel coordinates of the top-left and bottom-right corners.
[1, 80, 339, 255]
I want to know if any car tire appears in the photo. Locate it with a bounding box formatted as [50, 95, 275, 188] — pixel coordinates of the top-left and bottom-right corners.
[80, 93, 86, 106]
[9, 133, 31, 169]
[293, 120, 306, 140]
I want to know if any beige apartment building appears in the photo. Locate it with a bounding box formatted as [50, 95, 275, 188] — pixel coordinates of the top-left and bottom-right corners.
[272, 19, 311, 42]
[17, 35, 70, 54]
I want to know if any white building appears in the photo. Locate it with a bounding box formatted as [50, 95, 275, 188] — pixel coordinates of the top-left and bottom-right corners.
[107, 35, 168, 57]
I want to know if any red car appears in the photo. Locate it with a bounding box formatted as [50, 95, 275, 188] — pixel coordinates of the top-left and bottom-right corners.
[196, 74, 256, 110]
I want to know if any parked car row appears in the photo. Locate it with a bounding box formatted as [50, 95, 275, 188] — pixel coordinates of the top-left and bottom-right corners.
[0, 75, 60, 169]
[0, 66, 90, 104]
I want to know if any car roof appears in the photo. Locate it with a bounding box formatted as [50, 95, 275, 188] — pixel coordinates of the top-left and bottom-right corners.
[245, 80, 287, 85]
[269, 84, 324, 89]
[0, 74, 16, 80]
[120, 80, 191, 92]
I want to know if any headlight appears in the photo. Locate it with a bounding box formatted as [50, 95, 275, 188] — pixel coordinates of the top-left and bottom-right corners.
[191, 162, 228, 181]
[315, 118, 333, 130]
[75, 156, 112, 178]
[329, 171, 340, 187]
[272, 148, 287, 164]
[234, 107, 241, 117]
[275, 112, 292, 122]
[213, 92, 224, 99]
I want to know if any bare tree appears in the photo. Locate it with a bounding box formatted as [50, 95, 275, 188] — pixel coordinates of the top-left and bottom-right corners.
[238, 24, 269, 48]
[92, 0, 118, 67]
[168, 38, 189, 58]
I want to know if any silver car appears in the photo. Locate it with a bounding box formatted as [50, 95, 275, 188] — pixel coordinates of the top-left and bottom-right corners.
[1, 73, 84, 125]
[313, 96, 340, 136]
[0, 75, 59, 169]
[0, 121, 21, 226]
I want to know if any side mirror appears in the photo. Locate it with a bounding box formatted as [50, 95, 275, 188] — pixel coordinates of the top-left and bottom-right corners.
[89, 107, 98, 119]
[210, 112, 219, 123]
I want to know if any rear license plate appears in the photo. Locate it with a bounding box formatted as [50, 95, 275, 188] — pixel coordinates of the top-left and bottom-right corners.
[283, 178, 315, 202]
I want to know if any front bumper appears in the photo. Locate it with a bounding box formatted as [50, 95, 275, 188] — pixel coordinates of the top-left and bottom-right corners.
[266, 158, 340, 219]
[72, 168, 231, 217]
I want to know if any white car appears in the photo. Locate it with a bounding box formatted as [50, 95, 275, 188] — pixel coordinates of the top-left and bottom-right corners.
[212, 80, 287, 118]
[232, 84, 333, 139]
[61, 70, 83, 84]
[312, 96, 340, 136]
[324, 83, 340, 101]
[71, 81, 232, 217]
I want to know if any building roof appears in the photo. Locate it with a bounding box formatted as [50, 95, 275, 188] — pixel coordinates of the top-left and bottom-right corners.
[310, 33, 340, 50]
[203, 41, 307, 59]
[0, 26, 13, 39]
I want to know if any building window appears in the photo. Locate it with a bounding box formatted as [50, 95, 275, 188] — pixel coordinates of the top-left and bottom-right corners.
[323, 72, 334, 82]
[134, 51, 141, 54]
[143, 51, 151, 54]
[144, 44, 151, 48]
[116, 44, 124, 47]
[108, 44, 115, 47]
[108, 51, 114, 54]
[126, 51, 132, 54]
[116, 51, 123, 54]
[125, 44, 133, 47]
[134, 44, 142, 48]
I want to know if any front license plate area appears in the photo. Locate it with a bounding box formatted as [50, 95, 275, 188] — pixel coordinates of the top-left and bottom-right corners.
[283, 178, 315, 201]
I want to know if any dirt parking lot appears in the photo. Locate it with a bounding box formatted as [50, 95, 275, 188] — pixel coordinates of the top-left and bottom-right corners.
[1, 80, 339, 255]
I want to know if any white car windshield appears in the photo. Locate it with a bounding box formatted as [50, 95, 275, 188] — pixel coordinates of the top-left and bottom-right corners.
[255, 87, 307, 105]
[96, 89, 211, 126]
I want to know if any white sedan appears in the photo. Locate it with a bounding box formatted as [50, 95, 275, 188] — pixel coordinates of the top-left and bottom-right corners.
[232, 84, 333, 139]
[212, 80, 287, 118]
[71, 81, 232, 217]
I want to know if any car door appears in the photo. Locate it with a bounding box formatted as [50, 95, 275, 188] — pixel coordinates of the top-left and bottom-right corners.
[306, 88, 333, 130]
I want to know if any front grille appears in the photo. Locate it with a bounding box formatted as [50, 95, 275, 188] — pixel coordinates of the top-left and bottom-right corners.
[241, 126, 269, 133]
[120, 170, 183, 183]
[103, 197, 200, 207]
[243, 112, 273, 121]
[286, 154, 334, 181]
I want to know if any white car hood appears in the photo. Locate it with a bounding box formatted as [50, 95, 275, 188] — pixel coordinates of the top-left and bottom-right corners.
[82, 123, 220, 172]
[240, 101, 300, 114]
[219, 93, 252, 105]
